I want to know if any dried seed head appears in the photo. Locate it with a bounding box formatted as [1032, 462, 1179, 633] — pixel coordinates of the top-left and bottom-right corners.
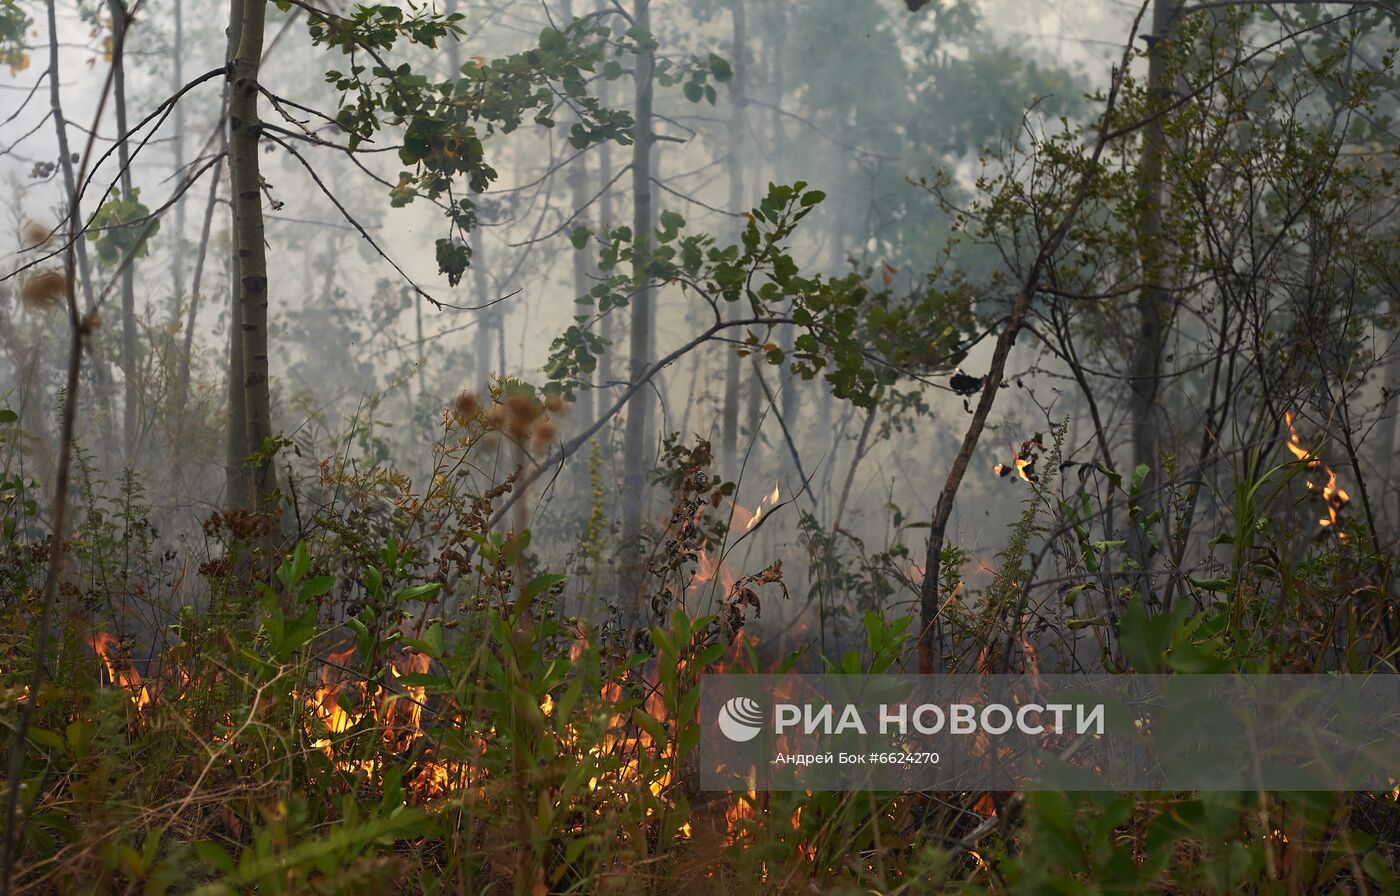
[21, 220, 52, 249]
[531, 416, 557, 445]
[544, 393, 565, 414]
[18, 268, 66, 311]
[484, 404, 507, 429]
[452, 390, 479, 421]
[504, 392, 538, 424]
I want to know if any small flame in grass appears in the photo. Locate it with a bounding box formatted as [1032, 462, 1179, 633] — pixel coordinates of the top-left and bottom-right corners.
[1284, 412, 1350, 542]
[791, 802, 816, 862]
[747, 484, 780, 531]
[692, 485, 782, 597]
[1021, 638, 1041, 691]
[724, 773, 759, 845]
[89, 630, 471, 802]
[303, 644, 480, 799]
[90, 633, 151, 711]
[727, 483, 781, 534]
[568, 628, 588, 663]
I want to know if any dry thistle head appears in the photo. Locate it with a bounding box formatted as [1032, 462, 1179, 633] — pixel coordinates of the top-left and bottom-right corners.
[452, 390, 480, 423]
[18, 268, 67, 311]
[544, 393, 566, 414]
[504, 392, 538, 425]
[484, 403, 507, 430]
[531, 416, 557, 446]
[21, 220, 52, 249]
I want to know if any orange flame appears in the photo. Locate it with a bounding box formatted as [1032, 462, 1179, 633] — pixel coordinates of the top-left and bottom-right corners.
[90, 632, 151, 711]
[746, 484, 781, 531]
[83, 623, 692, 825]
[724, 773, 759, 845]
[300, 644, 476, 798]
[1284, 411, 1350, 542]
[691, 485, 781, 598]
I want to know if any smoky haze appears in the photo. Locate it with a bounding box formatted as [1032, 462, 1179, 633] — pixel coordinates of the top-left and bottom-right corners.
[1, 0, 1395, 670]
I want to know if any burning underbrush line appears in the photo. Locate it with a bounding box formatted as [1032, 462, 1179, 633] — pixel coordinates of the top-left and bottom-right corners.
[78, 630, 998, 869]
[89, 632, 475, 801]
[302, 645, 465, 795]
[76, 483, 802, 853]
[1283, 411, 1350, 542]
[85, 632, 707, 834]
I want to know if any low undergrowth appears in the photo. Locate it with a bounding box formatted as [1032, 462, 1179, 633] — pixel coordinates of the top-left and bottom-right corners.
[2, 405, 1399, 895]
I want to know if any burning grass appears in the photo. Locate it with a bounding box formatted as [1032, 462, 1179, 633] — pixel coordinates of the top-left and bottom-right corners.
[4, 430, 1394, 894]
[9, 473, 808, 894]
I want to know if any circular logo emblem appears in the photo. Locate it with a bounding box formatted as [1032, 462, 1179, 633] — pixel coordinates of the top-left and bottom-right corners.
[717, 696, 764, 742]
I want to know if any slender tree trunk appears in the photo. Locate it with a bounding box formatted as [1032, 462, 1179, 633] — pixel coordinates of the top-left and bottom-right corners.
[226, 254, 250, 507]
[228, 0, 276, 511]
[469, 229, 496, 388]
[2, 2, 108, 883]
[169, 0, 187, 326]
[721, 0, 746, 481]
[173, 156, 221, 472]
[596, 8, 615, 395]
[42, 0, 107, 444]
[816, 169, 842, 451]
[769, 19, 798, 431]
[1127, 0, 1177, 591]
[176, 87, 225, 429]
[224, 0, 249, 509]
[497, 301, 507, 378]
[107, 0, 139, 460]
[1386, 299, 1400, 531]
[722, 352, 741, 479]
[563, 0, 594, 435]
[620, 0, 655, 604]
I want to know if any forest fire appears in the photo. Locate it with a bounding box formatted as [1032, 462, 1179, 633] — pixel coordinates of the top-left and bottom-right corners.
[746, 484, 781, 531]
[724, 777, 759, 844]
[724, 483, 780, 535]
[90, 633, 470, 801]
[692, 542, 734, 594]
[86, 623, 707, 828]
[690, 484, 781, 598]
[89, 633, 151, 712]
[993, 434, 1045, 484]
[1283, 412, 1350, 542]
